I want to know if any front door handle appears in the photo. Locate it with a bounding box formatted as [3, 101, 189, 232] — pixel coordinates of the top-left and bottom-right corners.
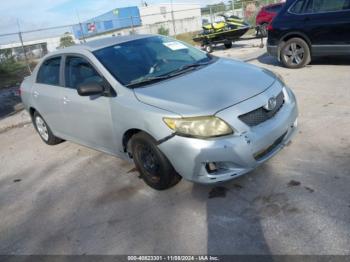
[63, 96, 70, 104]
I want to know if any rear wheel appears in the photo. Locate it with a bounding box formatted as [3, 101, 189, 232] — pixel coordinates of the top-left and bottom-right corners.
[33, 112, 63, 145]
[281, 38, 311, 69]
[131, 132, 181, 190]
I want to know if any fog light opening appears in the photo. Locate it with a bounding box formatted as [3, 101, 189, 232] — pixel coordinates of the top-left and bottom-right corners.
[205, 162, 218, 174]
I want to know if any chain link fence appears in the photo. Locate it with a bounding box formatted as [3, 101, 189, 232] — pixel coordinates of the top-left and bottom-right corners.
[0, 0, 284, 87]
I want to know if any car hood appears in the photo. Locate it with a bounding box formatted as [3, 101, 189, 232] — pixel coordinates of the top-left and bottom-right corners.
[133, 58, 277, 116]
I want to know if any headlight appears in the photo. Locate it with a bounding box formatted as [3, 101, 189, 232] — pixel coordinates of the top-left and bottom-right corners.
[275, 72, 286, 87]
[163, 116, 233, 138]
[263, 69, 286, 86]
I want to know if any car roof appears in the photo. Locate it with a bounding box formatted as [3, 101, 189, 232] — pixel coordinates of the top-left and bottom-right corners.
[263, 2, 284, 8]
[49, 34, 154, 56]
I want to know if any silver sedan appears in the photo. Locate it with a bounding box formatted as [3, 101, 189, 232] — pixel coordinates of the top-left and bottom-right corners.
[21, 34, 298, 190]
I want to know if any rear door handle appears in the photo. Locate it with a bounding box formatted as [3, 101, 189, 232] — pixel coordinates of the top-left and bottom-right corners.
[63, 96, 70, 104]
[33, 91, 39, 98]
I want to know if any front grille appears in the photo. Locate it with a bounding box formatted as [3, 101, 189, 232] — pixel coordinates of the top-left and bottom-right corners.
[239, 91, 285, 127]
[254, 132, 287, 161]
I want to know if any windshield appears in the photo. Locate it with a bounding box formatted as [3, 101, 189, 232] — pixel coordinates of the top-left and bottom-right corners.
[93, 36, 213, 87]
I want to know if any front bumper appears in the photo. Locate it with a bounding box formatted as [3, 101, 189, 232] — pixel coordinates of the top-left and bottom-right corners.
[158, 85, 298, 184]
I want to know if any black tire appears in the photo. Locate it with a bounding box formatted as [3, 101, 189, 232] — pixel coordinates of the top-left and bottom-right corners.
[131, 132, 181, 190]
[33, 111, 63, 145]
[204, 44, 213, 53]
[224, 41, 233, 49]
[280, 37, 311, 69]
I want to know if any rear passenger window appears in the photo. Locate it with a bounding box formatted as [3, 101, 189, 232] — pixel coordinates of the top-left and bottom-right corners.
[290, 0, 307, 14]
[37, 57, 61, 85]
[266, 4, 284, 13]
[306, 0, 349, 12]
[65, 56, 104, 89]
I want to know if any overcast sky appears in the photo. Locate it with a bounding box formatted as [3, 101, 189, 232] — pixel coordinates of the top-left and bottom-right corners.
[0, 0, 220, 35]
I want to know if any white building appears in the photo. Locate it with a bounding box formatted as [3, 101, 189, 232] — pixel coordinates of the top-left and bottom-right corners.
[138, 3, 202, 35]
[0, 35, 78, 61]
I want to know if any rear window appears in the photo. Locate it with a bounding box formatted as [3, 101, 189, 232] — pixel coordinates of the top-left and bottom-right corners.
[37, 57, 61, 86]
[289, 0, 307, 14]
[266, 4, 284, 13]
[306, 0, 350, 12]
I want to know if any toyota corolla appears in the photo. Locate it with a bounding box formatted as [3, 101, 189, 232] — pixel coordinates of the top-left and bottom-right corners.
[21, 34, 298, 190]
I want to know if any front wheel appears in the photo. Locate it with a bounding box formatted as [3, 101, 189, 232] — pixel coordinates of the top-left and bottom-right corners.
[131, 132, 181, 190]
[204, 44, 213, 53]
[33, 112, 63, 145]
[280, 38, 311, 69]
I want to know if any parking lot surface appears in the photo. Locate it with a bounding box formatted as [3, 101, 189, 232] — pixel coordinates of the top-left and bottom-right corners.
[0, 43, 350, 255]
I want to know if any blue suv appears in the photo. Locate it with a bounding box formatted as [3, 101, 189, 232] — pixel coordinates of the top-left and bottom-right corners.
[267, 0, 350, 68]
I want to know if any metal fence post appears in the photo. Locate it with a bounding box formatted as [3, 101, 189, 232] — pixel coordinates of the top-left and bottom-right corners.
[18, 32, 32, 74]
[130, 16, 135, 34]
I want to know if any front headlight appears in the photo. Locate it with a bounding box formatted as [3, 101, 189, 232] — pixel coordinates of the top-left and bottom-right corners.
[163, 116, 233, 138]
[263, 69, 286, 87]
[275, 72, 286, 87]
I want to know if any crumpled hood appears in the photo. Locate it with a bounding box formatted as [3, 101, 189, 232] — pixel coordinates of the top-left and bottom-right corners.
[134, 58, 277, 116]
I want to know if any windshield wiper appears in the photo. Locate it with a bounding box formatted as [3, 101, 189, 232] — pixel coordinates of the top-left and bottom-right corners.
[126, 61, 212, 88]
[126, 75, 172, 88]
[170, 61, 212, 75]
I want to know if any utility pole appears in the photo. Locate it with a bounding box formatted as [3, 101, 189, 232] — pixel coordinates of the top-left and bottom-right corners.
[17, 19, 31, 74]
[76, 9, 86, 43]
[170, 0, 177, 38]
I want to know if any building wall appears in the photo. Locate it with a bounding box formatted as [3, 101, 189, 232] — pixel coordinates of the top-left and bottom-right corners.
[85, 3, 202, 40]
[140, 3, 200, 25]
[73, 7, 141, 39]
[0, 36, 58, 52]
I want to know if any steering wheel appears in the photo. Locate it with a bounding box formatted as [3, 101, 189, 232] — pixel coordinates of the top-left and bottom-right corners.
[149, 59, 168, 74]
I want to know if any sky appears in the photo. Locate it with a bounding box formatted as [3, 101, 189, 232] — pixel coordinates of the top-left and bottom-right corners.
[0, 0, 220, 35]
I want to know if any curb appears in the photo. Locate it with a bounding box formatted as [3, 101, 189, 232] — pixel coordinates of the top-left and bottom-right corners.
[0, 121, 32, 134]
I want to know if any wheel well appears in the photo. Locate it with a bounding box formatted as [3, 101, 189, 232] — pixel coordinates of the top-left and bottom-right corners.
[29, 107, 36, 119]
[122, 129, 142, 153]
[281, 34, 311, 49]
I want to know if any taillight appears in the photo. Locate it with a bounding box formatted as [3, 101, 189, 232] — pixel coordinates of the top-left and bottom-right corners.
[18, 87, 22, 96]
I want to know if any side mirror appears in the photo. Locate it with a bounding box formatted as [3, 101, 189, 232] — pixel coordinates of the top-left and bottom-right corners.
[77, 82, 104, 96]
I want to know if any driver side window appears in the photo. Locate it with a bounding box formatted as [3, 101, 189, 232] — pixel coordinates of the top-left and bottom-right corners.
[65, 56, 104, 89]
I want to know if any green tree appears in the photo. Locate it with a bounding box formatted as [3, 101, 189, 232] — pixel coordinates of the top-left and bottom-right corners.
[59, 33, 75, 48]
[157, 26, 169, 36]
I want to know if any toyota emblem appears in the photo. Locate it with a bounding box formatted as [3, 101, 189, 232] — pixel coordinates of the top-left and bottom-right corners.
[264, 96, 277, 111]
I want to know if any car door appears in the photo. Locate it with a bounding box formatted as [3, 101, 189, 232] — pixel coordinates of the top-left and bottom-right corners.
[60, 55, 116, 153]
[32, 56, 66, 136]
[303, 0, 350, 47]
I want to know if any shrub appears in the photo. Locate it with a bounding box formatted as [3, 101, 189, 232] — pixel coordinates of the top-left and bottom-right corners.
[157, 26, 169, 36]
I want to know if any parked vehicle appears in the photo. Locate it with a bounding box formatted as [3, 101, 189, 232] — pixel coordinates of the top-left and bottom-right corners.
[267, 0, 350, 68]
[21, 35, 298, 190]
[194, 15, 251, 52]
[256, 2, 285, 37]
